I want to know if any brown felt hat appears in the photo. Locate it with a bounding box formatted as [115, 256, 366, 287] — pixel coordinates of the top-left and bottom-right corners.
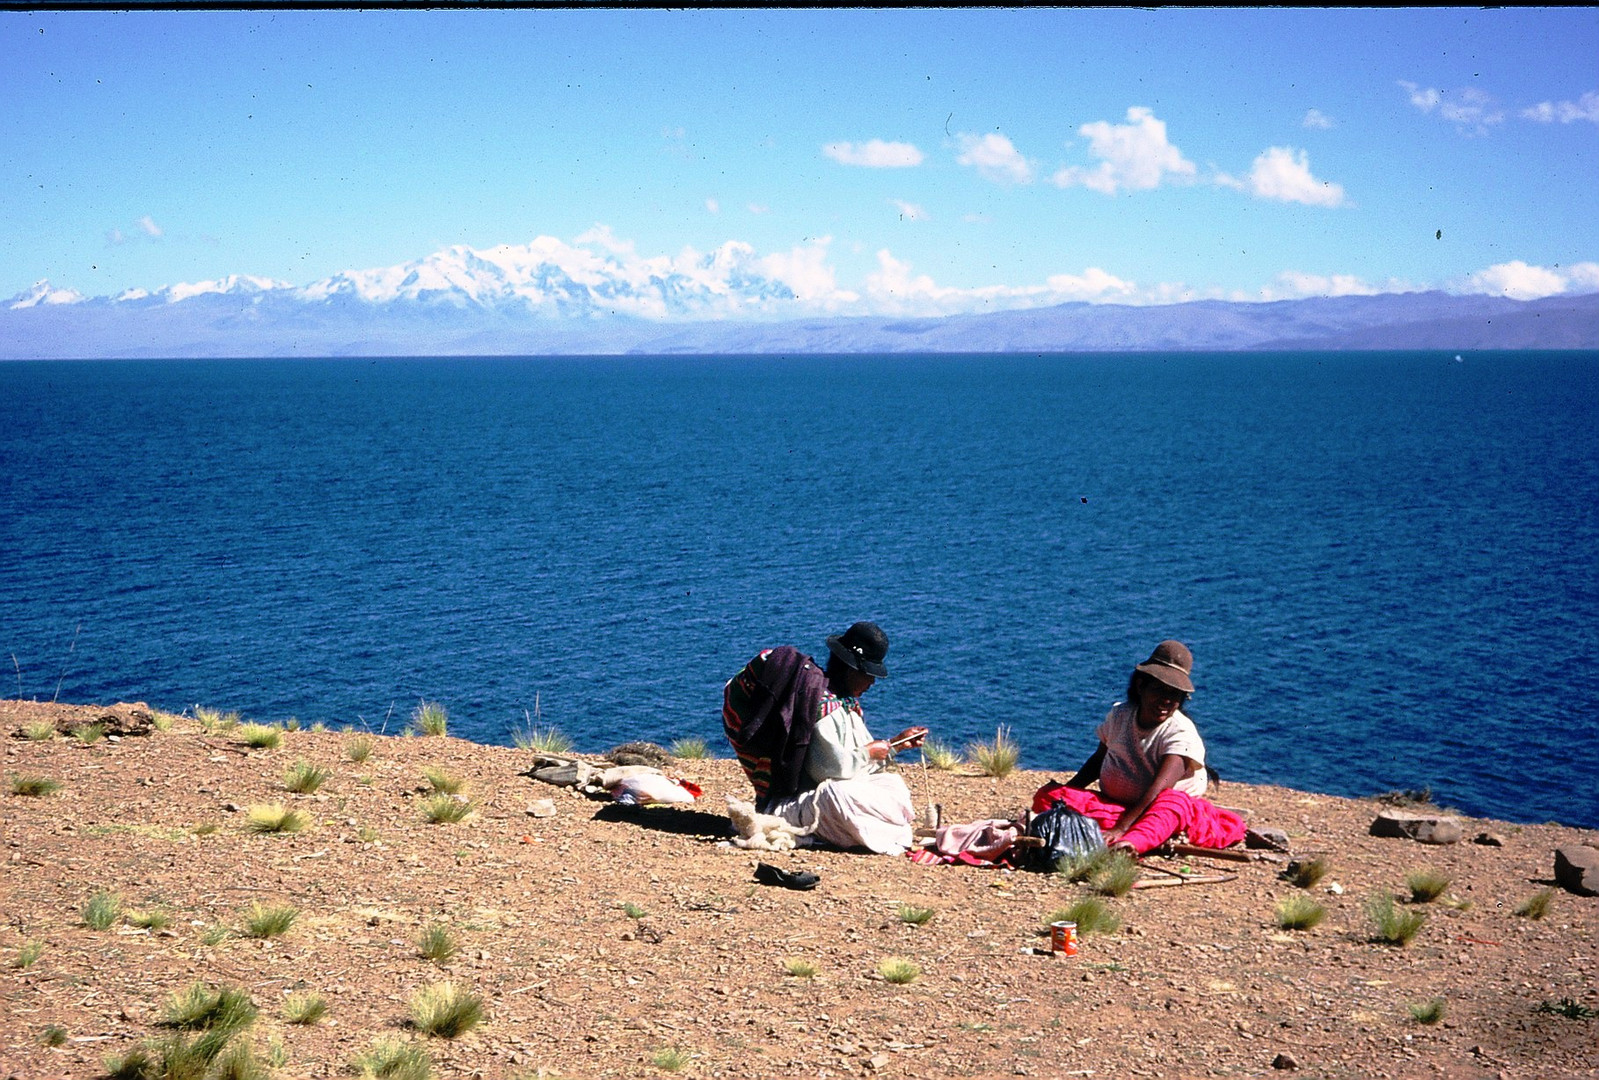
[1134, 639, 1194, 694]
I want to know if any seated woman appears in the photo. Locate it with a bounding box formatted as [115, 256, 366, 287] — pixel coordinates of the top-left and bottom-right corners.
[762, 622, 928, 855]
[1035, 640, 1244, 854]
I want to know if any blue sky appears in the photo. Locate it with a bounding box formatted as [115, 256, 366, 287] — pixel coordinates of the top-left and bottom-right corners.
[4, 7, 1597, 316]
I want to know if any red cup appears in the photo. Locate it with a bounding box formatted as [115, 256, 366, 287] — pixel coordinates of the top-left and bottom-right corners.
[1050, 920, 1079, 956]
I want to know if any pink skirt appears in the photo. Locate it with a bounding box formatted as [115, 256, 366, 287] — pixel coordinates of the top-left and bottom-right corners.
[1031, 781, 1246, 854]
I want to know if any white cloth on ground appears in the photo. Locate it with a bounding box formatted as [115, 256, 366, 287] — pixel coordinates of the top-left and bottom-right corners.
[1094, 702, 1207, 805]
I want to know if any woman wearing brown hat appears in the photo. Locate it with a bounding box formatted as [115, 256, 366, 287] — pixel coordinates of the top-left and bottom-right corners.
[1032, 640, 1245, 854]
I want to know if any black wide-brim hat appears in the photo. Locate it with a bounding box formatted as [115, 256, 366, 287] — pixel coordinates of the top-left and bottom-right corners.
[826, 621, 889, 678]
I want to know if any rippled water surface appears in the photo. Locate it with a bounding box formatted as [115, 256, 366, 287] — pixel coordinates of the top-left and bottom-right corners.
[3, 352, 1596, 827]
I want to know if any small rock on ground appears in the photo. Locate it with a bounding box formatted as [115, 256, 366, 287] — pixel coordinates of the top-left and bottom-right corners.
[1554, 844, 1599, 895]
[1370, 810, 1463, 845]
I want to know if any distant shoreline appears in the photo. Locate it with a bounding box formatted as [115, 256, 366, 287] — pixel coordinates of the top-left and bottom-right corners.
[4, 290, 1597, 360]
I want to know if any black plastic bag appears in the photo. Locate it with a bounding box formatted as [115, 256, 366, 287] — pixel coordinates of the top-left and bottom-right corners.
[1025, 802, 1105, 871]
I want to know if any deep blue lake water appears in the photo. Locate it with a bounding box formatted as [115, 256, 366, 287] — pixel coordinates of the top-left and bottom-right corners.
[2, 352, 1596, 828]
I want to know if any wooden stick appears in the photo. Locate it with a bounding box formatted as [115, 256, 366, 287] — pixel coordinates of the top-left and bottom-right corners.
[1132, 872, 1237, 889]
[1170, 843, 1266, 863]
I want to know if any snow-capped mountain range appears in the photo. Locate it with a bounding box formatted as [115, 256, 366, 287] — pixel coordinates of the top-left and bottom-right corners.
[4, 237, 1597, 358]
[10, 234, 806, 320]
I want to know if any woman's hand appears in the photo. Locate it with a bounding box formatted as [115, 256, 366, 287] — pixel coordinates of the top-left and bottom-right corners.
[866, 739, 893, 761]
[889, 726, 928, 750]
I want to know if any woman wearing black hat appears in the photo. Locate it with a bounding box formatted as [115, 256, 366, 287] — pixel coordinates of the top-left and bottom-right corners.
[767, 621, 928, 855]
[1032, 640, 1245, 854]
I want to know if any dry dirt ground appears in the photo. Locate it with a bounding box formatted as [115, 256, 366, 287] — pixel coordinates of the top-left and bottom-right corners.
[2, 699, 1596, 1080]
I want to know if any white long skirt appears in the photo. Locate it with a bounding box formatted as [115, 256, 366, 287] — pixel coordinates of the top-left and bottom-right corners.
[770, 773, 916, 855]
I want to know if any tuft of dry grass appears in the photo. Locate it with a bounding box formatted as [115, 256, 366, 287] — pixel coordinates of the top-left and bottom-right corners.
[81, 889, 123, 930]
[1405, 868, 1452, 904]
[161, 981, 259, 1033]
[1515, 887, 1556, 920]
[8, 773, 61, 796]
[651, 1047, 691, 1072]
[1091, 851, 1141, 897]
[1056, 847, 1115, 883]
[408, 981, 483, 1038]
[14, 940, 44, 969]
[417, 923, 458, 964]
[411, 701, 449, 738]
[1274, 893, 1327, 931]
[1285, 857, 1330, 889]
[353, 1037, 433, 1080]
[194, 707, 242, 733]
[421, 794, 474, 824]
[283, 759, 329, 794]
[782, 958, 818, 978]
[897, 904, 935, 926]
[126, 908, 174, 931]
[346, 735, 376, 762]
[71, 723, 106, 745]
[966, 726, 1018, 778]
[282, 992, 328, 1025]
[422, 766, 464, 794]
[920, 738, 962, 771]
[245, 803, 309, 834]
[1408, 997, 1447, 1024]
[668, 737, 710, 759]
[513, 725, 572, 754]
[237, 723, 282, 750]
[240, 902, 298, 939]
[1366, 891, 1427, 946]
[22, 721, 56, 741]
[877, 957, 921, 984]
[1048, 896, 1121, 937]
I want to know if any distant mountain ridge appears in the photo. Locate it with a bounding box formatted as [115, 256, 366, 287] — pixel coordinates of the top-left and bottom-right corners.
[4, 248, 1596, 358]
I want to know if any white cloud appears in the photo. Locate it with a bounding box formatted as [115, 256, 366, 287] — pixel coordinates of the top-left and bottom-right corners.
[756, 237, 859, 309]
[1462, 260, 1598, 300]
[1269, 271, 1383, 298]
[1402, 82, 1442, 113]
[705, 198, 720, 214]
[954, 132, 1034, 185]
[107, 215, 164, 246]
[1042, 268, 1136, 301]
[862, 250, 1138, 316]
[1568, 262, 1599, 291]
[890, 199, 928, 221]
[747, 203, 770, 215]
[1302, 109, 1334, 130]
[1399, 81, 1504, 135]
[1521, 91, 1599, 125]
[1222, 146, 1347, 207]
[1050, 107, 1195, 194]
[864, 250, 962, 313]
[821, 139, 925, 168]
